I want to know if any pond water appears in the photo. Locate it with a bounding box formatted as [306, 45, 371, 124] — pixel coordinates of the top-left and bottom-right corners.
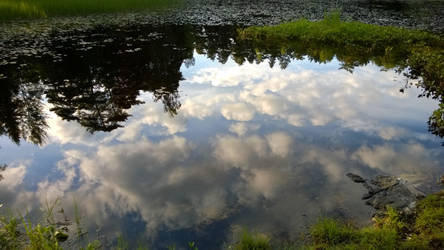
[1, 24, 444, 249]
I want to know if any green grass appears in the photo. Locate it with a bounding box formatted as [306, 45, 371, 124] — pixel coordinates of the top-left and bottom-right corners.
[238, 12, 444, 74]
[1, 191, 444, 249]
[302, 217, 399, 250]
[0, 198, 97, 250]
[230, 229, 272, 250]
[301, 191, 444, 250]
[0, 215, 20, 249]
[415, 191, 444, 235]
[239, 12, 443, 49]
[309, 218, 356, 246]
[0, 214, 63, 250]
[0, 0, 179, 20]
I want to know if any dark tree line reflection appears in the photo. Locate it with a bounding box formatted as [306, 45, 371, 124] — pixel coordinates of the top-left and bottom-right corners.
[42, 25, 190, 133]
[0, 65, 47, 145]
[0, 25, 443, 145]
[1, 25, 193, 144]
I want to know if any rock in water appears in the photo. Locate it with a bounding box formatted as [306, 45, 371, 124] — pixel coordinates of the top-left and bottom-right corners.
[346, 173, 366, 183]
[346, 173, 425, 215]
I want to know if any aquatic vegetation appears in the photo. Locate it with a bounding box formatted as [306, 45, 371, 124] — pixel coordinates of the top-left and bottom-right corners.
[1, 191, 443, 249]
[0, 216, 20, 249]
[302, 191, 444, 249]
[0, 198, 94, 249]
[414, 191, 444, 235]
[224, 189, 444, 249]
[238, 11, 444, 76]
[0, 0, 47, 19]
[0, 0, 179, 20]
[309, 218, 356, 246]
[239, 12, 443, 48]
[0, 214, 62, 249]
[230, 230, 272, 250]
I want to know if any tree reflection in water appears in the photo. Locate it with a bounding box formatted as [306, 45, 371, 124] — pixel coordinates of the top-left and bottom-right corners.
[0, 25, 443, 145]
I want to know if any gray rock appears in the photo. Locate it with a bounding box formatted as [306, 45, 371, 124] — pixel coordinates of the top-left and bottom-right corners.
[346, 173, 425, 214]
[346, 173, 366, 183]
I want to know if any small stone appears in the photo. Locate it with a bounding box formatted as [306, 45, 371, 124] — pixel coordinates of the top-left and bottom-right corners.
[362, 192, 373, 200]
[349, 174, 423, 214]
[346, 173, 366, 183]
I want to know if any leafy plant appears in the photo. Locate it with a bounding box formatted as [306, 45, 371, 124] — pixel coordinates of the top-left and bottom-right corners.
[232, 229, 272, 250]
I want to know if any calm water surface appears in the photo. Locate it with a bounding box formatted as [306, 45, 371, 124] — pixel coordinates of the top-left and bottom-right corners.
[0, 25, 443, 249]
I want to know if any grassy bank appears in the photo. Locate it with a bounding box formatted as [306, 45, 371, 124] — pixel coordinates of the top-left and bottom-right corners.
[238, 12, 444, 77]
[0, 0, 179, 20]
[230, 191, 444, 250]
[302, 191, 444, 249]
[239, 12, 443, 48]
[2, 191, 443, 249]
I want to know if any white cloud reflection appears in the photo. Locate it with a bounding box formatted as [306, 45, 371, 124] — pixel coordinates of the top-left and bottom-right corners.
[3, 55, 443, 244]
[182, 58, 437, 141]
[229, 122, 260, 136]
[0, 163, 26, 189]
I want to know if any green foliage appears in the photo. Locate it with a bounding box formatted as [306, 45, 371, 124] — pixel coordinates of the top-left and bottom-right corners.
[167, 244, 177, 250]
[114, 235, 129, 250]
[0, 215, 20, 249]
[402, 192, 444, 249]
[23, 220, 62, 250]
[239, 13, 442, 49]
[0, 0, 46, 19]
[188, 241, 198, 250]
[1, 209, 65, 250]
[239, 14, 444, 83]
[231, 230, 272, 250]
[373, 206, 407, 233]
[303, 190, 444, 250]
[239, 13, 444, 73]
[428, 104, 444, 139]
[305, 217, 397, 250]
[415, 191, 444, 234]
[305, 220, 398, 249]
[80, 240, 102, 250]
[0, 199, 99, 250]
[356, 227, 398, 250]
[310, 218, 356, 245]
[0, 0, 180, 20]
[1, 191, 443, 249]
[407, 46, 444, 98]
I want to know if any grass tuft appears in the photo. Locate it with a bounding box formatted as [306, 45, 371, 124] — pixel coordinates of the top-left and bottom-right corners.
[231, 229, 272, 250]
[310, 218, 356, 245]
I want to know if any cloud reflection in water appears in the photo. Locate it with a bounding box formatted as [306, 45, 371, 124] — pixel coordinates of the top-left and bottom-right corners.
[1, 53, 444, 248]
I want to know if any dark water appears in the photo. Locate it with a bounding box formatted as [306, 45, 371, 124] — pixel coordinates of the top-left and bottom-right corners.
[1, 24, 443, 249]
